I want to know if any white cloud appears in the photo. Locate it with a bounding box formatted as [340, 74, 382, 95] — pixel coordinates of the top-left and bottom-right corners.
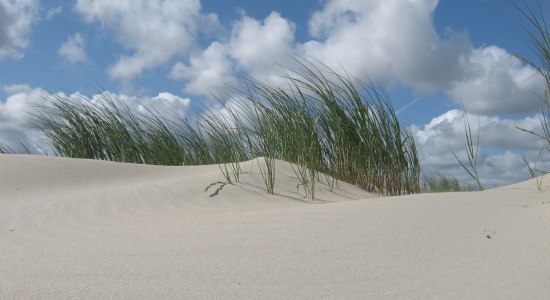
[58, 33, 87, 63]
[0, 85, 192, 153]
[170, 42, 236, 97]
[448, 46, 545, 115]
[83, 91, 191, 125]
[133, 92, 191, 121]
[0, 0, 38, 60]
[167, 0, 544, 116]
[0, 85, 50, 153]
[171, 11, 295, 96]
[412, 109, 550, 187]
[74, 0, 214, 80]
[0, 84, 47, 126]
[301, 0, 460, 84]
[300, 0, 545, 115]
[227, 12, 295, 78]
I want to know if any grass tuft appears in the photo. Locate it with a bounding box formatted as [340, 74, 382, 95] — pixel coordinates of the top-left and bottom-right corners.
[33, 92, 187, 165]
[33, 59, 420, 197]
[421, 173, 478, 193]
[513, 2, 550, 190]
[450, 107, 483, 191]
[0, 142, 11, 154]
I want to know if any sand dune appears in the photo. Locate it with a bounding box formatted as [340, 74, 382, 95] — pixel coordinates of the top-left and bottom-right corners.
[1, 154, 549, 299]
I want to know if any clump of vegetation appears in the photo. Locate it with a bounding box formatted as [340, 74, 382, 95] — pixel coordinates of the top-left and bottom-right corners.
[421, 173, 478, 193]
[33, 93, 188, 165]
[236, 60, 421, 196]
[34, 59, 420, 198]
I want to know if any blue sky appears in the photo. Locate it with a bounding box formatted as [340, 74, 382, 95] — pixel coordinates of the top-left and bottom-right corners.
[1, 0, 549, 187]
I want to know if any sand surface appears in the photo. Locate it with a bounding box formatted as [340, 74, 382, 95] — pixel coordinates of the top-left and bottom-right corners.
[1, 154, 549, 299]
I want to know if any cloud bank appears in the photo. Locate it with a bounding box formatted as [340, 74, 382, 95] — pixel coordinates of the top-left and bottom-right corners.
[74, 0, 218, 81]
[167, 0, 544, 116]
[412, 109, 549, 187]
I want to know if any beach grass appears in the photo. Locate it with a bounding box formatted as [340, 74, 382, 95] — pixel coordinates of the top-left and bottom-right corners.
[33, 92, 188, 165]
[421, 173, 478, 193]
[20, 5, 550, 196]
[513, 2, 550, 187]
[449, 107, 483, 191]
[0, 142, 11, 154]
[33, 59, 420, 197]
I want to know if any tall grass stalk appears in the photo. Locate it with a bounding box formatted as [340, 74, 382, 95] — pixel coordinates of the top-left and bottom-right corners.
[513, 2, 550, 189]
[522, 155, 547, 191]
[0, 142, 11, 154]
[450, 108, 483, 191]
[201, 109, 244, 183]
[257, 157, 275, 195]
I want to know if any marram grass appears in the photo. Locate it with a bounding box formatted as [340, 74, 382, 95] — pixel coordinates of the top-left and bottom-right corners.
[513, 2, 550, 186]
[0, 142, 11, 154]
[34, 61, 420, 196]
[34, 93, 188, 165]
[421, 174, 478, 193]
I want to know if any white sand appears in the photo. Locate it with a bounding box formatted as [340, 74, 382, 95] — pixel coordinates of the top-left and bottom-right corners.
[1, 154, 549, 299]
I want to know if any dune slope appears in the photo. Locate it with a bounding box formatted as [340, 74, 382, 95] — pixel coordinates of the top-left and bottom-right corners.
[1, 154, 549, 299]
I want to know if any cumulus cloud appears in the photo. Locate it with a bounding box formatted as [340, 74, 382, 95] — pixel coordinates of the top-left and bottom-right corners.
[68, 91, 192, 127]
[0, 84, 47, 126]
[74, 0, 213, 80]
[166, 0, 544, 116]
[301, 0, 466, 85]
[0, 0, 38, 60]
[412, 109, 550, 187]
[0, 84, 192, 153]
[447, 46, 545, 115]
[226, 12, 295, 78]
[300, 0, 545, 115]
[109, 91, 191, 122]
[0, 85, 50, 152]
[170, 42, 236, 96]
[58, 33, 87, 63]
[171, 11, 295, 96]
